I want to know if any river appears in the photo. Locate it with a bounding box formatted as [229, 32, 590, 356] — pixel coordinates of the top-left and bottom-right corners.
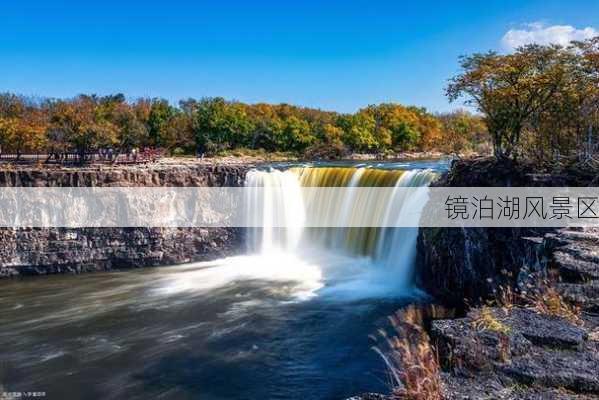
[0, 160, 447, 400]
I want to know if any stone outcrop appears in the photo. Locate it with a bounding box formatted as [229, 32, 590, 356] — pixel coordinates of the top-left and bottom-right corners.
[431, 306, 599, 399]
[0, 160, 252, 278]
[548, 228, 599, 313]
[418, 226, 549, 308]
[0, 227, 241, 278]
[417, 157, 599, 308]
[0, 159, 250, 187]
[417, 158, 557, 308]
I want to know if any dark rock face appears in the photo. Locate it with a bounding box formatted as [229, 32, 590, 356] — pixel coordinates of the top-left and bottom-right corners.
[548, 227, 599, 313]
[417, 158, 556, 308]
[418, 227, 549, 308]
[414, 224, 599, 400]
[441, 372, 597, 400]
[389, 158, 599, 400]
[417, 157, 599, 308]
[431, 306, 599, 398]
[0, 227, 242, 278]
[505, 308, 587, 349]
[0, 161, 249, 187]
[0, 162, 251, 278]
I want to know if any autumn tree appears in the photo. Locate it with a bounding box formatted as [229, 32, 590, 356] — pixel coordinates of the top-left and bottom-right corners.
[163, 113, 195, 154]
[438, 110, 488, 154]
[47, 96, 117, 163]
[447, 45, 574, 158]
[0, 86, 517, 159]
[112, 104, 148, 153]
[0, 117, 18, 155]
[0, 94, 47, 157]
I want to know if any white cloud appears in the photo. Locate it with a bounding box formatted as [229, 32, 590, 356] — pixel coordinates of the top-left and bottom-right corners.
[502, 23, 597, 51]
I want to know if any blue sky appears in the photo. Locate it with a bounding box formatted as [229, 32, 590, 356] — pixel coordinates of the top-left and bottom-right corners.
[1, 1, 598, 113]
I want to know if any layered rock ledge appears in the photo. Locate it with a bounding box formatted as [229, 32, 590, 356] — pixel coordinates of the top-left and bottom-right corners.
[0, 160, 253, 278]
[417, 157, 598, 309]
[434, 305, 599, 399]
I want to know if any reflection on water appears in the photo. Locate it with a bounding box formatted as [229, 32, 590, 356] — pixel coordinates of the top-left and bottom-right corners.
[0, 252, 415, 400]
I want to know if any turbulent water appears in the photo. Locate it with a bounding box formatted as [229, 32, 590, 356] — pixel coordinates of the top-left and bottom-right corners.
[0, 160, 446, 400]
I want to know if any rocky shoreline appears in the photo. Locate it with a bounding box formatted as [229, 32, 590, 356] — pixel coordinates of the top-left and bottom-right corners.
[430, 226, 599, 399]
[357, 158, 599, 399]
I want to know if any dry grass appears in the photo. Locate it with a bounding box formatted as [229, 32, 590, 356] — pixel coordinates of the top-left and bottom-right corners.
[371, 306, 444, 400]
[524, 284, 583, 326]
[494, 285, 518, 312]
[491, 281, 583, 326]
[471, 306, 511, 335]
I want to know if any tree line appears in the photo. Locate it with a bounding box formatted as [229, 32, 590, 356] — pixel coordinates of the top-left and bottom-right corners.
[0, 93, 487, 162]
[448, 36, 599, 161]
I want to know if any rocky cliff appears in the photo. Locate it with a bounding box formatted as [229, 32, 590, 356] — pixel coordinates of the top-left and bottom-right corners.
[416, 158, 557, 308]
[417, 156, 599, 309]
[0, 160, 252, 278]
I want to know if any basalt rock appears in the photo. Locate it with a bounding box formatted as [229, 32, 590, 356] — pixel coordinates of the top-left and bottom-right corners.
[548, 227, 599, 313]
[417, 226, 550, 309]
[0, 161, 251, 278]
[399, 158, 599, 400]
[416, 157, 599, 308]
[432, 306, 599, 398]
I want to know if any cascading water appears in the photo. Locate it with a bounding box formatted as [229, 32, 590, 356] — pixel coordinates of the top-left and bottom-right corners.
[244, 169, 306, 254]
[243, 166, 437, 296]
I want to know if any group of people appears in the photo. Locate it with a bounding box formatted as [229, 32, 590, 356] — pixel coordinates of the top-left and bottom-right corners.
[97, 147, 140, 162]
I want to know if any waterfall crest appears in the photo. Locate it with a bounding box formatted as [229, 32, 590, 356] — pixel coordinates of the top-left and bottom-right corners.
[244, 166, 436, 292]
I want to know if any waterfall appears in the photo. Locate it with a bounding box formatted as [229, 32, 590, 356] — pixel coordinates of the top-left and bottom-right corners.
[244, 166, 437, 292]
[245, 169, 306, 253]
[157, 165, 437, 302]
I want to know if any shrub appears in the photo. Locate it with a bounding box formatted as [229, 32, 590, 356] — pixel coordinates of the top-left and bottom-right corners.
[170, 147, 187, 156]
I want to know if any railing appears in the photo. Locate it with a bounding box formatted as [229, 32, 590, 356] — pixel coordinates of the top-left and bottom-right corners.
[0, 150, 163, 165]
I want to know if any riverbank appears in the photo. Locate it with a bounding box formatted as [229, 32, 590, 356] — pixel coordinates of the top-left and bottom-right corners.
[354, 157, 599, 399]
[432, 226, 599, 399]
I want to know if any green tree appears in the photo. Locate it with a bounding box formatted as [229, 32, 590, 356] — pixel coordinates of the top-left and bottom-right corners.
[281, 116, 315, 151]
[337, 113, 377, 152]
[113, 105, 148, 152]
[147, 99, 175, 147]
[193, 97, 254, 153]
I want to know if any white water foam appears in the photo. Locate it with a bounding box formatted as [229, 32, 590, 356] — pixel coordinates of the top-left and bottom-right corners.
[157, 167, 436, 302]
